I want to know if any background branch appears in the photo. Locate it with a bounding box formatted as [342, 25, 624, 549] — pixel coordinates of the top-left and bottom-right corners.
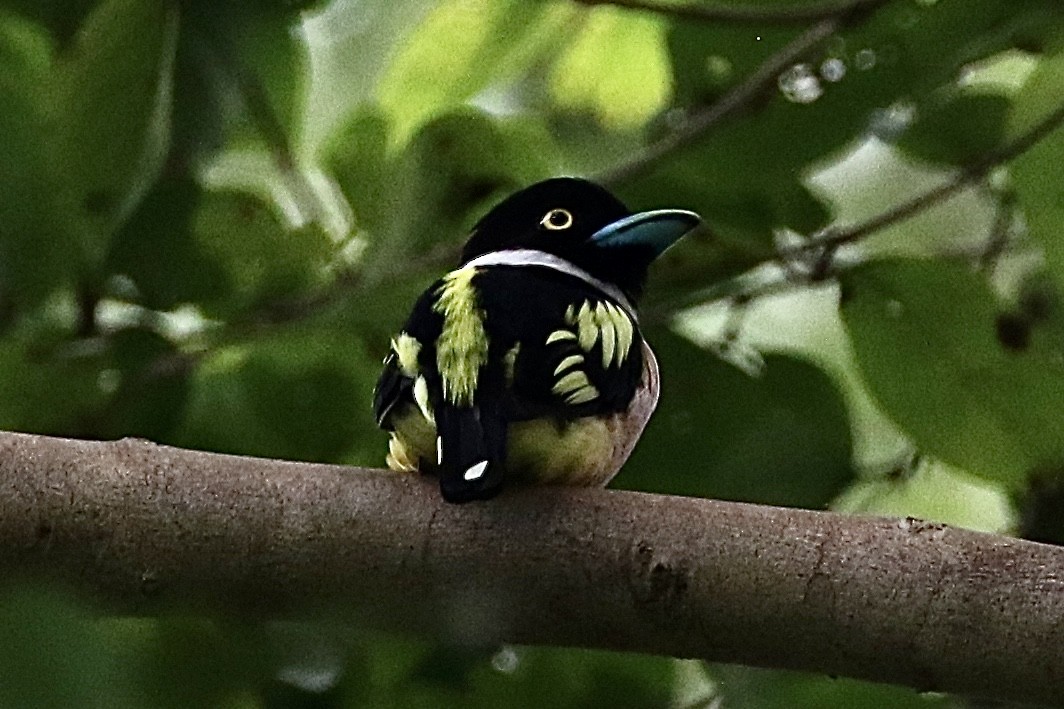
[798, 101, 1064, 254]
[1, 431, 1061, 706]
[598, 0, 890, 186]
[570, 0, 888, 24]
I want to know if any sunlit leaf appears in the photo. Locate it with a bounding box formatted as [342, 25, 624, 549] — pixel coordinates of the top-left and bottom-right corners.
[377, 0, 566, 142]
[1011, 48, 1064, 294]
[833, 461, 1016, 534]
[550, 6, 671, 130]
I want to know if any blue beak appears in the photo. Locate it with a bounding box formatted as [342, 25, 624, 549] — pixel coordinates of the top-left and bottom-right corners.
[588, 209, 701, 258]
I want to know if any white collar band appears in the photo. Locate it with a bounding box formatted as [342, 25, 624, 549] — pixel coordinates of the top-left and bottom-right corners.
[463, 249, 636, 321]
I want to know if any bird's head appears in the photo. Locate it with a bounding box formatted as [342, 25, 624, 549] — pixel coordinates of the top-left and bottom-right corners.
[460, 177, 700, 301]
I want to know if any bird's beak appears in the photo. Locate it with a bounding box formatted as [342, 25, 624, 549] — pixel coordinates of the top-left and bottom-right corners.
[588, 209, 701, 258]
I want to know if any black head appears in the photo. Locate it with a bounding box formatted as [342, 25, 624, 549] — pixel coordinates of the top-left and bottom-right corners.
[460, 177, 699, 301]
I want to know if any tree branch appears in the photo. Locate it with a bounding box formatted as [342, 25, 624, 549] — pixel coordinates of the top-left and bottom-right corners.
[570, 0, 888, 25]
[796, 100, 1064, 254]
[597, 0, 890, 186]
[1, 431, 1062, 705]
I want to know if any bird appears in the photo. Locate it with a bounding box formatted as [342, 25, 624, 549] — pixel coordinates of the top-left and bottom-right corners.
[373, 177, 700, 503]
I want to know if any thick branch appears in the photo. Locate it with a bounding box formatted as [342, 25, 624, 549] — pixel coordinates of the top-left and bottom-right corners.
[1, 431, 1062, 705]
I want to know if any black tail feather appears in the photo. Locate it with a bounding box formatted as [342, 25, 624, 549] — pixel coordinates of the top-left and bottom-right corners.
[436, 404, 506, 503]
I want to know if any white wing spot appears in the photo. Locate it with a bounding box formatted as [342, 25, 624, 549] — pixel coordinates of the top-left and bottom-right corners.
[436, 436, 444, 465]
[464, 460, 489, 481]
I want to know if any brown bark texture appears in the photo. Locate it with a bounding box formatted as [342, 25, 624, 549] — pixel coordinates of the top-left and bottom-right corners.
[0, 430, 1061, 705]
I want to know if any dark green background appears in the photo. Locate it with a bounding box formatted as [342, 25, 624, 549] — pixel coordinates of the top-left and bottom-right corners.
[0, 0, 1061, 705]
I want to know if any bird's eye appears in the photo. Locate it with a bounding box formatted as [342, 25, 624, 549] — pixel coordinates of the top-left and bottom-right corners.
[540, 208, 574, 231]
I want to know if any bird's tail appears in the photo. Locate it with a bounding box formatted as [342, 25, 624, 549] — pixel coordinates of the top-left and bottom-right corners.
[435, 403, 506, 503]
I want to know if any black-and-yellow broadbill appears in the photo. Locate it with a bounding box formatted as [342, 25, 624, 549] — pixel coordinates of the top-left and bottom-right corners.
[374, 177, 700, 503]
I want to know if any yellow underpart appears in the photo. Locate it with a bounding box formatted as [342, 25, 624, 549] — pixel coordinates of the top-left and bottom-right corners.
[433, 267, 488, 405]
[547, 329, 577, 344]
[391, 332, 421, 377]
[387, 409, 619, 486]
[507, 417, 616, 486]
[554, 354, 584, 376]
[387, 405, 437, 470]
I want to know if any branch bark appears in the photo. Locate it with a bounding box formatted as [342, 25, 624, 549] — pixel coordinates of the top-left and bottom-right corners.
[1, 431, 1062, 705]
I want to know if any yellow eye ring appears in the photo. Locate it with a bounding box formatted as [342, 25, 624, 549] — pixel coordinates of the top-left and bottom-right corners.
[540, 208, 574, 230]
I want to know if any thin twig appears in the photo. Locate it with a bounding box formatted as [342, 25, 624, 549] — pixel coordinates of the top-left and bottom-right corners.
[800, 101, 1064, 254]
[571, 0, 887, 25]
[978, 188, 1016, 274]
[597, 0, 890, 186]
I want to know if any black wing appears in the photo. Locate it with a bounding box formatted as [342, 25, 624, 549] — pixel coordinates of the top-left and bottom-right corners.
[372, 287, 442, 430]
[477, 267, 644, 421]
[373, 352, 410, 429]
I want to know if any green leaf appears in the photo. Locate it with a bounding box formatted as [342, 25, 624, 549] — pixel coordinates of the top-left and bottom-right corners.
[110, 182, 333, 316]
[0, 317, 108, 436]
[709, 665, 956, 709]
[1011, 49, 1064, 294]
[0, 12, 68, 307]
[620, 329, 855, 508]
[302, 0, 437, 152]
[342, 636, 678, 709]
[172, 3, 309, 163]
[0, 586, 135, 708]
[192, 189, 335, 317]
[174, 327, 380, 464]
[357, 110, 557, 284]
[52, 0, 178, 260]
[623, 0, 1058, 279]
[0, 1, 96, 45]
[377, 0, 566, 142]
[833, 462, 1015, 534]
[549, 7, 671, 130]
[897, 91, 1012, 165]
[840, 258, 1064, 486]
[93, 327, 191, 443]
[320, 106, 393, 236]
[106, 179, 227, 311]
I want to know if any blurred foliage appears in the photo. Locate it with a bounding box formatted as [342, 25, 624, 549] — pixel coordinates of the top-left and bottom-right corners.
[0, 0, 1062, 705]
